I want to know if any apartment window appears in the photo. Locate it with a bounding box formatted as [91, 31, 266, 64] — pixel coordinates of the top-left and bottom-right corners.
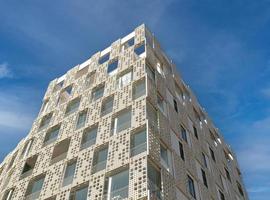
[107, 59, 118, 74]
[181, 125, 188, 143]
[8, 151, 18, 168]
[112, 109, 131, 135]
[25, 175, 45, 200]
[62, 160, 77, 186]
[43, 125, 60, 146]
[156, 63, 164, 76]
[160, 145, 170, 171]
[99, 53, 110, 65]
[146, 64, 155, 82]
[21, 155, 38, 179]
[130, 129, 147, 157]
[224, 168, 231, 182]
[58, 85, 73, 105]
[92, 146, 108, 173]
[105, 169, 129, 199]
[201, 169, 208, 188]
[3, 188, 14, 200]
[75, 65, 89, 79]
[39, 113, 52, 129]
[80, 126, 98, 150]
[179, 142, 185, 161]
[21, 139, 33, 159]
[132, 78, 146, 100]
[187, 175, 196, 199]
[202, 152, 208, 168]
[237, 181, 244, 197]
[41, 99, 49, 113]
[91, 85, 105, 102]
[193, 126, 198, 139]
[117, 70, 132, 89]
[50, 138, 70, 165]
[134, 43, 145, 56]
[148, 163, 162, 200]
[53, 80, 64, 92]
[219, 190, 225, 200]
[69, 184, 88, 200]
[76, 110, 87, 129]
[173, 99, 178, 113]
[157, 94, 166, 114]
[65, 98, 80, 115]
[101, 96, 114, 116]
[85, 71, 95, 88]
[209, 147, 216, 162]
[175, 82, 183, 102]
[122, 37, 134, 50]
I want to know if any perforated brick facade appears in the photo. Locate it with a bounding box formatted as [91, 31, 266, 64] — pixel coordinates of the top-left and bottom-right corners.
[0, 24, 248, 200]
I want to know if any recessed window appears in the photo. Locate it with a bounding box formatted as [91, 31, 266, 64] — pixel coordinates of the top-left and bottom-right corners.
[99, 53, 110, 65]
[202, 152, 208, 169]
[104, 169, 129, 199]
[160, 145, 171, 172]
[193, 126, 198, 139]
[53, 80, 64, 92]
[69, 183, 89, 200]
[146, 64, 155, 82]
[224, 167, 231, 182]
[209, 147, 216, 162]
[134, 44, 145, 56]
[107, 59, 118, 74]
[21, 139, 33, 159]
[111, 109, 131, 135]
[65, 98, 80, 115]
[80, 126, 98, 150]
[173, 99, 178, 113]
[25, 175, 45, 200]
[62, 160, 77, 186]
[123, 37, 134, 50]
[3, 188, 14, 200]
[85, 71, 95, 88]
[157, 94, 166, 114]
[50, 138, 70, 165]
[117, 70, 133, 89]
[76, 110, 88, 129]
[57, 85, 73, 105]
[76, 65, 89, 79]
[218, 190, 225, 200]
[92, 146, 108, 174]
[8, 151, 18, 168]
[130, 129, 147, 157]
[179, 141, 185, 161]
[101, 96, 114, 116]
[39, 113, 53, 130]
[201, 169, 208, 188]
[91, 84, 105, 102]
[21, 155, 38, 179]
[175, 81, 183, 102]
[132, 78, 146, 100]
[43, 125, 60, 146]
[237, 181, 244, 197]
[41, 99, 49, 113]
[187, 175, 196, 199]
[148, 163, 162, 199]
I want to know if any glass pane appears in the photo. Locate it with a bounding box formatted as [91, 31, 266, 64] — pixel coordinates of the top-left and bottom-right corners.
[77, 112, 87, 128]
[133, 80, 145, 99]
[97, 148, 108, 162]
[160, 146, 168, 165]
[65, 162, 76, 178]
[93, 86, 104, 101]
[75, 186, 88, 200]
[31, 177, 45, 193]
[117, 110, 131, 132]
[110, 170, 129, 198]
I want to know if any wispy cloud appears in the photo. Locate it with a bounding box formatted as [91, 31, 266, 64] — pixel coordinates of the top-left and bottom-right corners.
[0, 62, 12, 79]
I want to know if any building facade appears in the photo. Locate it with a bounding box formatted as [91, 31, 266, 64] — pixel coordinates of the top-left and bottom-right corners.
[0, 24, 248, 200]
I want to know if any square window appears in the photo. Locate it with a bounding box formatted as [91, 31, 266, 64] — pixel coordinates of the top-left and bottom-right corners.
[80, 126, 98, 150]
[50, 138, 70, 165]
[117, 70, 133, 89]
[91, 85, 105, 102]
[44, 125, 60, 146]
[123, 37, 135, 50]
[65, 98, 80, 115]
[25, 175, 45, 200]
[39, 113, 53, 130]
[76, 65, 89, 79]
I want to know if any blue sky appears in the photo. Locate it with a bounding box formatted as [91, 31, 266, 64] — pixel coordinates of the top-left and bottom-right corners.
[0, 0, 269, 199]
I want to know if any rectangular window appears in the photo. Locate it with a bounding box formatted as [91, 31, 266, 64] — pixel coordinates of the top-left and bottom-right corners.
[62, 160, 77, 186]
[99, 53, 110, 65]
[148, 163, 162, 200]
[157, 94, 166, 114]
[39, 113, 53, 129]
[76, 110, 87, 129]
[50, 138, 70, 165]
[69, 184, 88, 200]
[179, 142, 185, 161]
[65, 98, 80, 115]
[58, 85, 73, 105]
[21, 155, 38, 179]
[92, 85, 105, 102]
[134, 44, 145, 56]
[112, 109, 131, 135]
[201, 169, 208, 188]
[132, 79, 146, 100]
[80, 126, 98, 150]
[209, 147, 216, 162]
[237, 181, 244, 197]
[146, 64, 155, 82]
[187, 175, 196, 199]
[92, 146, 108, 173]
[44, 125, 60, 146]
[173, 99, 178, 113]
[193, 126, 198, 139]
[41, 99, 49, 113]
[130, 129, 147, 157]
[75, 65, 89, 79]
[122, 37, 134, 49]
[117, 70, 132, 89]
[3, 188, 14, 200]
[101, 96, 114, 116]
[181, 125, 188, 143]
[225, 168, 231, 182]
[21, 139, 33, 159]
[160, 145, 170, 171]
[202, 152, 208, 168]
[25, 175, 45, 200]
[85, 71, 95, 87]
[8, 151, 18, 168]
[106, 169, 129, 199]
[107, 59, 118, 74]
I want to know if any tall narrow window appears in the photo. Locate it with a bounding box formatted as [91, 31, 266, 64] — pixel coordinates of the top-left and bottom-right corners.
[193, 126, 198, 139]
[101, 96, 114, 116]
[181, 125, 188, 143]
[25, 175, 45, 200]
[107, 59, 118, 74]
[44, 125, 60, 146]
[201, 169, 208, 188]
[179, 142, 185, 161]
[65, 98, 80, 115]
[92, 146, 108, 174]
[50, 138, 70, 165]
[148, 163, 162, 199]
[130, 129, 147, 157]
[69, 184, 89, 200]
[41, 99, 49, 113]
[39, 113, 53, 130]
[62, 160, 77, 186]
[202, 152, 208, 168]
[160, 145, 170, 171]
[146, 64, 155, 82]
[91, 85, 105, 102]
[80, 126, 98, 150]
[21, 139, 33, 159]
[132, 79, 146, 100]
[173, 99, 178, 113]
[157, 94, 166, 114]
[76, 110, 87, 129]
[112, 109, 131, 135]
[187, 175, 196, 199]
[21, 155, 38, 179]
[85, 71, 95, 88]
[105, 169, 129, 199]
[224, 168, 231, 182]
[117, 70, 132, 89]
[209, 147, 216, 162]
[219, 190, 225, 200]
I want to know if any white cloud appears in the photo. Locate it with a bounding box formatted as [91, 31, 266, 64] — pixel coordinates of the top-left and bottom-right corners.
[0, 63, 12, 79]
